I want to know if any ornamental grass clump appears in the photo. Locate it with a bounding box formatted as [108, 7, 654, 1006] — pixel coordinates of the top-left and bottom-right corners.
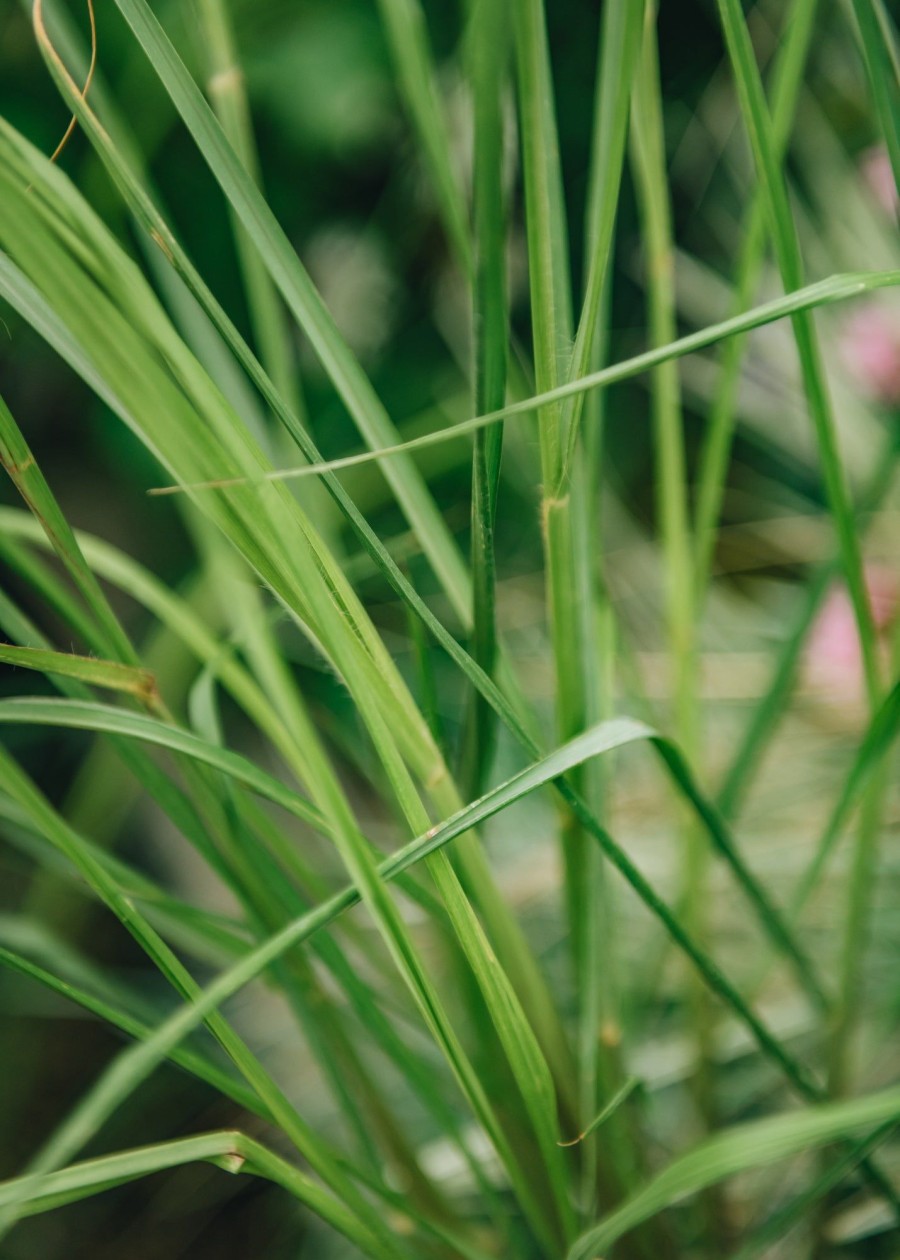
[0, 0, 898, 1256]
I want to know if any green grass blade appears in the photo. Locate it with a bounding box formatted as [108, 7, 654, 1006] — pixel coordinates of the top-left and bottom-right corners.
[0, 516, 446, 927]
[731, 1122, 897, 1260]
[0, 1132, 249, 1216]
[11, 713, 836, 1176]
[461, 0, 509, 799]
[5, 699, 881, 1243]
[849, 0, 900, 191]
[712, 0, 895, 1119]
[0, 526, 847, 1038]
[0, 726, 674, 1241]
[828, 753, 894, 1097]
[0, 1131, 381, 1255]
[546, 9, 644, 1191]
[375, 0, 472, 272]
[0, 114, 582, 1147]
[6, 680, 460, 1110]
[172, 270, 900, 490]
[0, 944, 266, 1119]
[715, 433, 900, 820]
[568, 1088, 900, 1260]
[557, 0, 644, 483]
[651, 738, 829, 1011]
[0, 751, 407, 1258]
[629, 0, 699, 907]
[790, 680, 900, 917]
[0, 392, 136, 664]
[0, 535, 120, 655]
[0, 78, 519, 837]
[558, 1077, 642, 1148]
[0, 813, 251, 963]
[0, 644, 158, 703]
[99, 0, 472, 619]
[621, 3, 694, 711]
[9, 18, 553, 884]
[692, 0, 819, 596]
[511, 2, 586, 1041]
[0, 696, 324, 832]
[0, 510, 836, 1071]
[0, 536, 301, 909]
[191, 0, 303, 415]
[513, 0, 573, 482]
[714, 0, 881, 704]
[1, 684, 485, 1227]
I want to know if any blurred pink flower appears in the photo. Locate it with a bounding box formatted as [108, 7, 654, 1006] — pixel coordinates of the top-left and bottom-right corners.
[804, 565, 899, 704]
[861, 145, 898, 218]
[839, 303, 900, 405]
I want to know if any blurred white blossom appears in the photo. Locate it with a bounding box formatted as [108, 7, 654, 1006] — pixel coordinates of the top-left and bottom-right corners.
[304, 225, 396, 362]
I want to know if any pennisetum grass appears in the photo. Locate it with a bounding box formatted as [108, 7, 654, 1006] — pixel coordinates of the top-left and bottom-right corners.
[0, 0, 898, 1256]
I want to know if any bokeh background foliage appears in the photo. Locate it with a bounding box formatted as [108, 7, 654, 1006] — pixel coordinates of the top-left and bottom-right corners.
[0, 0, 898, 1256]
